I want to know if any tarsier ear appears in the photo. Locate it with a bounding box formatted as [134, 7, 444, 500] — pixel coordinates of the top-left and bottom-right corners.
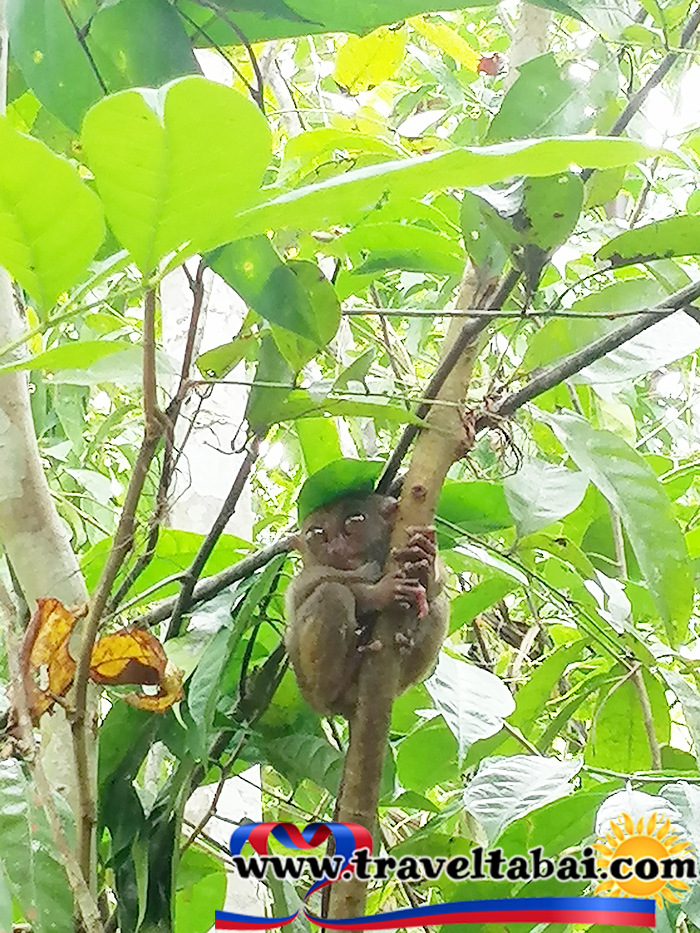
[379, 496, 399, 519]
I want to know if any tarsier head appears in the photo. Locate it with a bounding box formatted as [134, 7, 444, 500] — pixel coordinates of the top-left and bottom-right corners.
[298, 493, 398, 570]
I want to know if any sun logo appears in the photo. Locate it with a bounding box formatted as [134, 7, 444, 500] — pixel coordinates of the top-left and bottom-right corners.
[594, 812, 695, 907]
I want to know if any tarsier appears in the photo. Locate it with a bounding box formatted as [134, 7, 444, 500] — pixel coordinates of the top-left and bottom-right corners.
[285, 491, 449, 718]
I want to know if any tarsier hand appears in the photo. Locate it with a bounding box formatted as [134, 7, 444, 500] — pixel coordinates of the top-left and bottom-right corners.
[392, 526, 437, 618]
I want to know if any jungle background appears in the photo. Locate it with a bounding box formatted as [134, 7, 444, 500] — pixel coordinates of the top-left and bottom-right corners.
[2, 0, 700, 931]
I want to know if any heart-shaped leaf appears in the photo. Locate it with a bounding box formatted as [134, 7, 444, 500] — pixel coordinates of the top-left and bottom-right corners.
[0, 118, 104, 308]
[81, 76, 271, 272]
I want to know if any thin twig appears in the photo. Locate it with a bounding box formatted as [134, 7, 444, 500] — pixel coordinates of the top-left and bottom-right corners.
[71, 287, 167, 880]
[342, 306, 675, 319]
[166, 431, 265, 639]
[608, 3, 700, 139]
[196, 1, 265, 110]
[108, 265, 206, 612]
[181, 764, 230, 853]
[133, 533, 295, 629]
[176, 6, 254, 93]
[58, 0, 108, 94]
[491, 278, 700, 420]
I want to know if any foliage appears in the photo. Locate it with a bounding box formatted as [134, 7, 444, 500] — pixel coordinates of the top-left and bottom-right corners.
[3, 1, 700, 931]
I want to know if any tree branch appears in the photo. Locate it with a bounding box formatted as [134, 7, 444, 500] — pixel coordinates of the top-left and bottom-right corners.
[71, 286, 167, 880]
[490, 278, 700, 421]
[376, 267, 521, 493]
[132, 533, 295, 629]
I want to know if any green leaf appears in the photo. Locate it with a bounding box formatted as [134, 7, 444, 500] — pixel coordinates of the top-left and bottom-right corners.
[279, 127, 399, 187]
[249, 386, 424, 431]
[462, 755, 582, 845]
[509, 639, 586, 736]
[460, 190, 508, 275]
[0, 117, 104, 308]
[545, 411, 693, 641]
[84, 529, 249, 604]
[327, 222, 464, 277]
[186, 555, 286, 744]
[233, 137, 652, 239]
[179, 0, 585, 47]
[245, 334, 294, 432]
[195, 334, 257, 379]
[297, 458, 383, 521]
[333, 25, 406, 94]
[437, 480, 514, 537]
[7, 0, 103, 131]
[660, 670, 700, 767]
[0, 339, 133, 375]
[295, 418, 343, 475]
[425, 652, 515, 758]
[487, 48, 618, 141]
[396, 717, 459, 793]
[264, 734, 343, 794]
[597, 215, 700, 266]
[88, 0, 199, 92]
[270, 260, 341, 369]
[504, 458, 588, 536]
[497, 785, 617, 859]
[449, 576, 518, 634]
[208, 237, 320, 342]
[586, 668, 670, 770]
[524, 278, 700, 385]
[332, 348, 376, 391]
[0, 759, 74, 933]
[521, 172, 584, 250]
[174, 846, 226, 933]
[82, 76, 271, 272]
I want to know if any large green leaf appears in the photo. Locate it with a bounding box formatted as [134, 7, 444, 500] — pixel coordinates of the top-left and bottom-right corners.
[176, 0, 584, 47]
[504, 458, 588, 536]
[7, 0, 103, 131]
[424, 652, 515, 758]
[0, 117, 104, 308]
[448, 575, 518, 633]
[208, 238, 319, 343]
[81, 76, 271, 272]
[545, 411, 693, 641]
[0, 760, 74, 933]
[487, 47, 619, 142]
[174, 846, 226, 933]
[88, 0, 199, 92]
[462, 755, 582, 845]
[437, 480, 514, 536]
[597, 215, 700, 266]
[0, 340, 133, 374]
[233, 137, 652, 240]
[586, 667, 670, 770]
[326, 222, 464, 277]
[396, 717, 460, 793]
[271, 260, 341, 370]
[525, 277, 700, 385]
[295, 418, 343, 475]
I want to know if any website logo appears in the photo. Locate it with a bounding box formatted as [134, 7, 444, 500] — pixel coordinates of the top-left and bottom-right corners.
[214, 820, 665, 930]
[594, 812, 695, 906]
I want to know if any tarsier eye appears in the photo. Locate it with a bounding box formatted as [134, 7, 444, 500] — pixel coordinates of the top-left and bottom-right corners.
[306, 527, 326, 542]
[345, 513, 366, 527]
